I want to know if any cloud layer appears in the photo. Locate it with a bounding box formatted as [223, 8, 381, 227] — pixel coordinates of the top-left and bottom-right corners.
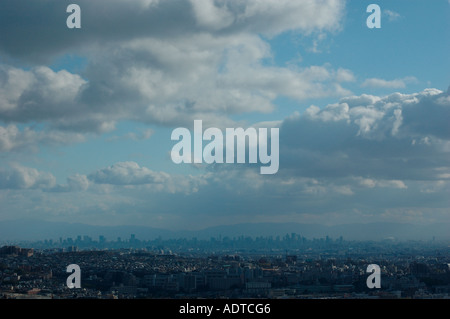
[0, 0, 349, 135]
[0, 88, 448, 227]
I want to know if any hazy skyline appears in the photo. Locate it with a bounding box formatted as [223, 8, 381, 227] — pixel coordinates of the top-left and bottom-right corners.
[0, 0, 449, 231]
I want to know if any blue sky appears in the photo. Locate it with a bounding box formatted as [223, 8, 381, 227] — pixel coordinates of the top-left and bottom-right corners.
[0, 0, 449, 232]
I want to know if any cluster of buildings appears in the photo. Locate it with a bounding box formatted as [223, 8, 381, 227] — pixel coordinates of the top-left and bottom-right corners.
[0, 239, 449, 299]
[0, 246, 34, 257]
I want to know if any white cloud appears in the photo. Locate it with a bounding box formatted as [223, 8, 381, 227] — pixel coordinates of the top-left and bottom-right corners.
[0, 65, 86, 119]
[0, 124, 85, 152]
[107, 129, 154, 142]
[87, 161, 206, 194]
[238, 0, 344, 36]
[384, 9, 401, 21]
[280, 88, 450, 182]
[336, 68, 356, 83]
[304, 102, 350, 122]
[0, 164, 55, 190]
[0, 35, 352, 133]
[333, 185, 354, 195]
[88, 161, 169, 185]
[190, 0, 234, 30]
[51, 174, 91, 193]
[0, 0, 349, 135]
[361, 76, 418, 89]
[0, 0, 346, 63]
[358, 178, 407, 189]
[67, 174, 90, 192]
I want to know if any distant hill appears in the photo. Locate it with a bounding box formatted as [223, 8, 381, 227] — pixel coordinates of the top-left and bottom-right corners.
[0, 219, 448, 243]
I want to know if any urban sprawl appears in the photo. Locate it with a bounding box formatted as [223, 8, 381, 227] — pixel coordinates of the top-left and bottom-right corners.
[0, 234, 449, 299]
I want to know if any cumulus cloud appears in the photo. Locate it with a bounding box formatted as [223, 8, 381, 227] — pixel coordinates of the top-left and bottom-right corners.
[280, 88, 450, 182]
[88, 161, 206, 194]
[0, 164, 55, 189]
[190, 0, 234, 30]
[67, 174, 89, 191]
[0, 65, 86, 120]
[0, 0, 345, 62]
[52, 174, 90, 192]
[0, 0, 349, 134]
[88, 161, 170, 185]
[0, 65, 102, 132]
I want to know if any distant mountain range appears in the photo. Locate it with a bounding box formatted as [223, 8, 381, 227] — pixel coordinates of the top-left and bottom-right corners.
[0, 219, 449, 243]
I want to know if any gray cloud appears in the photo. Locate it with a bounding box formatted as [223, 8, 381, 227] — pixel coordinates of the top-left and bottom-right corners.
[3, 88, 448, 226]
[106, 129, 154, 142]
[88, 161, 170, 185]
[74, 85, 450, 222]
[280, 88, 450, 181]
[0, 164, 56, 189]
[51, 174, 90, 193]
[87, 161, 206, 194]
[0, 65, 89, 128]
[0, 0, 344, 63]
[0, 42, 353, 132]
[0, 0, 349, 134]
[0, 124, 85, 152]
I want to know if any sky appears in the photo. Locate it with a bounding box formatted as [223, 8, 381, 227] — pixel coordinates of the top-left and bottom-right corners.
[0, 0, 449, 231]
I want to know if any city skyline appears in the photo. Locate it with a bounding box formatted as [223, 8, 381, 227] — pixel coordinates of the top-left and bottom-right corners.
[1, 219, 450, 244]
[0, 0, 449, 232]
